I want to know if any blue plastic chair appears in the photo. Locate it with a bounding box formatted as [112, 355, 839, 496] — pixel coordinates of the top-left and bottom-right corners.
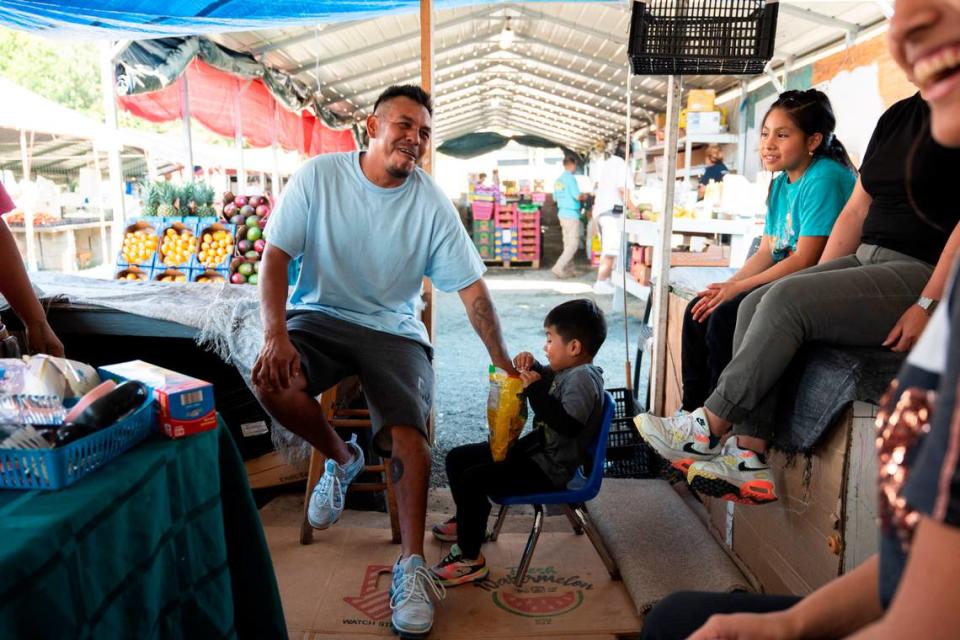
[489, 391, 620, 587]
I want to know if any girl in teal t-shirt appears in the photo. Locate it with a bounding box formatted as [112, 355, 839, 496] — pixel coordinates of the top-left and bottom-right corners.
[681, 89, 857, 413]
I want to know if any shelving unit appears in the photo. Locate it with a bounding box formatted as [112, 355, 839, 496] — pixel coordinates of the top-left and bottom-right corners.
[639, 133, 739, 184]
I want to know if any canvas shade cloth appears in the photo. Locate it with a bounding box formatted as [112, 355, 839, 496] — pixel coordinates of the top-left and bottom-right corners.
[0, 421, 287, 639]
[118, 58, 356, 156]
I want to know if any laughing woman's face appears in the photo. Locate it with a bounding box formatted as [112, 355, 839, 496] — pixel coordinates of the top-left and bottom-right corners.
[889, 0, 960, 146]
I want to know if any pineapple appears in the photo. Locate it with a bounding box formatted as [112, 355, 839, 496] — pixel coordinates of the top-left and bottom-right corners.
[196, 183, 217, 217]
[141, 181, 162, 217]
[156, 182, 177, 218]
[179, 182, 196, 214]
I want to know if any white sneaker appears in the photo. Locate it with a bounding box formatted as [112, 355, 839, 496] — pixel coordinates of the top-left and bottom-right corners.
[391, 554, 445, 638]
[687, 438, 778, 505]
[307, 434, 365, 529]
[592, 279, 616, 295]
[635, 408, 721, 476]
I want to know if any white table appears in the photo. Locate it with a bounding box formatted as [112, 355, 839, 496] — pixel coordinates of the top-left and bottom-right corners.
[612, 217, 763, 302]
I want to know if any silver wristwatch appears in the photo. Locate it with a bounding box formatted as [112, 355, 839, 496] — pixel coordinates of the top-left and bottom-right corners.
[917, 296, 938, 315]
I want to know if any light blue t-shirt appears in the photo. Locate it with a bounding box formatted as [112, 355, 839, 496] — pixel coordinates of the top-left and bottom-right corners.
[764, 156, 856, 262]
[553, 171, 581, 220]
[267, 151, 485, 346]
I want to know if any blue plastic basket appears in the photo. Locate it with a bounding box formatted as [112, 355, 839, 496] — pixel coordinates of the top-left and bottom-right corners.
[0, 399, 155, 490]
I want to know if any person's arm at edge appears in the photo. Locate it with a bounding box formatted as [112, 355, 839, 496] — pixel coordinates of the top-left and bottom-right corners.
[819, 178, 871, 264]
[728, 236, 776, 282]
[459, 278, 517, 375]
[0, 220, 63, 356]
[689, 555, 883, 639]
[252, 243, 299, 390]
[847, 518, 960, 639]
[883, 221, 960, 352]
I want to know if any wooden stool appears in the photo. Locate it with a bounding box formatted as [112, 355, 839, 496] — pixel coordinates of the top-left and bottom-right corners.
[299, 378, 401, 544]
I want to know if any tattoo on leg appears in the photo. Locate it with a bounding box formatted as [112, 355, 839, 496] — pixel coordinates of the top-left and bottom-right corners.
[390, 457, 405, 483]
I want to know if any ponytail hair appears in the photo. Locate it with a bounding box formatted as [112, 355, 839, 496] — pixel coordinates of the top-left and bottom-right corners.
[763, 89, 857, 173]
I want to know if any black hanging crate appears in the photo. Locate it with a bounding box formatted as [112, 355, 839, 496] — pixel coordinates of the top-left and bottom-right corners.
[628, 0, 780, 75]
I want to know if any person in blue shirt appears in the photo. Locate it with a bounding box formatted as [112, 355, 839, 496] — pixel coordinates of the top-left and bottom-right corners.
[641, 89, 856, 503]
[551, 155, 586, 278]
[697, 144, 728, 200]
[251, 85, 518, 639]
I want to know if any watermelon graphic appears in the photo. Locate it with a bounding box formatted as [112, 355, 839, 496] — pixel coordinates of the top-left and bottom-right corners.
[492, 589, 584, 618]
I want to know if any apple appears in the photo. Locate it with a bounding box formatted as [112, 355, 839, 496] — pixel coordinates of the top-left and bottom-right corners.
[240, 205, 255, 217]
[247, 274, 258, 285]
[238, 262, 254, 277]
[256, 204, 270, 217]
[254, 239, 266, 253]
[237, 239, 252, 253]
[234, 196, 247, 207]
[253, 260, 260, 273]
[230, 272, 246, 284]
[223, 203, 237, 217]
[230, 213, 245, 225]
[244, 250, 259, 259]
[245, 215, 260, 228]
[248, 196, 261, 208]
[246, 227, 262, 242]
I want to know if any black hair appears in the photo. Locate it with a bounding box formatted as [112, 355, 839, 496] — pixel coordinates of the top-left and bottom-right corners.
[612, 141, 626, 159]
[563, 155, 578, 166]
[373, 85, 433, 116]
[763, 89, 856, 172]
[544, 299, 607, 357]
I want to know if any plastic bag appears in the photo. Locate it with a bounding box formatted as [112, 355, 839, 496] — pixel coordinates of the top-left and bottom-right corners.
[487, 365, 527, 462]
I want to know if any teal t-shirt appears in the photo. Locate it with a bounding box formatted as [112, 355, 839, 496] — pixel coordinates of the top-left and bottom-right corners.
[553, 171, 582, 220]
[764, 156, 856, 262]
[267, 151, 485, 346]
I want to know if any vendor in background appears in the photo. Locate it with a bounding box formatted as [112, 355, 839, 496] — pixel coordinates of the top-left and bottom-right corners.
[476, 172, 488, 186]
[592, 141, 637, 295]
[551, 155, 586, 279]
[0, 183, 64, 357]
[697, 144, 729, 200]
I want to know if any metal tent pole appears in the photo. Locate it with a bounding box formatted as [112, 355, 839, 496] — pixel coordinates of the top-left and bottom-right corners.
[100, 41, 126, 260]
[19, 129, 37, 271]
[621, 65, 633, 391]
[180, 70, 195, 179]
[650, 75, 681, 416]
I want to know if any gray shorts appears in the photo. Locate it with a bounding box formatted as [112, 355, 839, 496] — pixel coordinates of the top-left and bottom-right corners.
[286, 310, 434, 457]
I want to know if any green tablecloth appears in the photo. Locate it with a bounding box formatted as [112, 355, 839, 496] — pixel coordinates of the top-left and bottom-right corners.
[0, 421, 287, 639]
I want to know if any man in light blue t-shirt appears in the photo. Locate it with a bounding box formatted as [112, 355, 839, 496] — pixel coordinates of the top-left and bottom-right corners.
[251, 85, 517, 638]
[551, 155, 585, 278]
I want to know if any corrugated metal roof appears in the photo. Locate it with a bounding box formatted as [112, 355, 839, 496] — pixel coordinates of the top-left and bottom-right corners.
[212, 1, 889, 151]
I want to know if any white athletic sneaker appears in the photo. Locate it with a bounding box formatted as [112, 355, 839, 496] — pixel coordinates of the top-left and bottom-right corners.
[687, 439, 778, 505]
[391, 554, 445, 638]
[306, 434, 365, 529]
[592, 279, 616, 295]
[635, 407, 721, 476]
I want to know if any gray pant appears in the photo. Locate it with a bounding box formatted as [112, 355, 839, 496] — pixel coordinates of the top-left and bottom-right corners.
[705, 244, 933, 440]
[553, 217, 582, 275]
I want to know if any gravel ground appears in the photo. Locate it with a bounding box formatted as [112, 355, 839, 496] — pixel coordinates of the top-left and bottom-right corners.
[429, 268, 648, 487]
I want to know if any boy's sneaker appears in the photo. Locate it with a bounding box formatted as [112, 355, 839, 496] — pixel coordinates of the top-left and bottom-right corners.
[391, 554, 445, 638]
[635, 408, 721, 476]
[430, 544, 489, 587]
[431, 517, 458, 543]
[687, 439, 778, 505]
[307, 434, 365, 530]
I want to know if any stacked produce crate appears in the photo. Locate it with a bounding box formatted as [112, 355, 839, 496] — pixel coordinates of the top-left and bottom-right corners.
[471, 203, 541, 268]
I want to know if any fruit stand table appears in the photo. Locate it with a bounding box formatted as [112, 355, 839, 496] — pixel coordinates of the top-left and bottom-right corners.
[0, 422, 287, 639]
[6, 220, 114, 272]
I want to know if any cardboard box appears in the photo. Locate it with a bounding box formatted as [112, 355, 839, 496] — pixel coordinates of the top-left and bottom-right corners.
[686, 111, 723, 135]
[687, 89, 716, 112]
[99, 360, 217, 439]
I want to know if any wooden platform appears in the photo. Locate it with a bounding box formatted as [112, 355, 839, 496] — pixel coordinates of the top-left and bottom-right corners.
[483, 259, 540, 269]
